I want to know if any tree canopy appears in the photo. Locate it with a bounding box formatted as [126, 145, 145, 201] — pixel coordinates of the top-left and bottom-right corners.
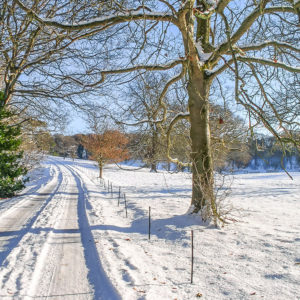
[10, 0, 300, 223]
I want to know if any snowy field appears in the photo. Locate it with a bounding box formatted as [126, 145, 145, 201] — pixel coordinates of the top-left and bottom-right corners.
[0, 156, 299, 299]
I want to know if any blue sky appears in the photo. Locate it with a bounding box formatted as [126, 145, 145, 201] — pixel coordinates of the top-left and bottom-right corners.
[65, 112, 88, 135]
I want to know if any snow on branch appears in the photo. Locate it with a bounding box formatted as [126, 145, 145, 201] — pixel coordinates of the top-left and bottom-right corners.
[83, 60, 184, 88]
[115, 118, 165, 127]
[240, 40, 300, 53]
[168, 112, 190, 128]
[15, 0, 177, 31]
[196, 43, 213, 62]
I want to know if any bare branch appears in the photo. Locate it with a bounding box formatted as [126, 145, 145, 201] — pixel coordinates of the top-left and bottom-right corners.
[166, 112, 190, 166]
[240, 40, 300, 53]
[237, 56, 300, 73]
[158, 0, 177, 15]
[216, 0, 232, 14]
[155, 63, 187, 125]
[211, 4, 297, 65]
[77, 60, 185, 88]
[14, 0, 178, 30]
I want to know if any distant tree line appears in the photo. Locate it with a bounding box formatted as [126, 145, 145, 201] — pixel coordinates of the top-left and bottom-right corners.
[47, 130, 300, 172]
[248, 135, 300, 171]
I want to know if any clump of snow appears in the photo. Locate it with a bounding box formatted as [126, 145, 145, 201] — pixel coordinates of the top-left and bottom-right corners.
[196, 43, 212, 62]
[206, 0, 218, 5]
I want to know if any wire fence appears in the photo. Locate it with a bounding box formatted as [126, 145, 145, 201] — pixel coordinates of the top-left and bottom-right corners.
[98, 176, 205, 284]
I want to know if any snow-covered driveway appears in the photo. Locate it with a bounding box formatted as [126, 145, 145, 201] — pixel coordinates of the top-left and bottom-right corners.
[0, 158, 119, 299]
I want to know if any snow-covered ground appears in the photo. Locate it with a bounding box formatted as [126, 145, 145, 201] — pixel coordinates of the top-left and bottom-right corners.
[0, 156, 299, 299]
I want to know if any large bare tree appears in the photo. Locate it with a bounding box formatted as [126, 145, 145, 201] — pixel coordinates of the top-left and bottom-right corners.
[15, 0, 300, 223]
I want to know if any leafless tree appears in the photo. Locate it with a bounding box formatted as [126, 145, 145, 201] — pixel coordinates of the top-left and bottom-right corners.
[117, 73, 171, 172]
[15, 0, 300, 224]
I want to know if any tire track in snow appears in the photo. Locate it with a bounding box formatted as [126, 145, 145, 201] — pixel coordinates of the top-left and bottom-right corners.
[0, 158, 120, 299]
[26, 163, 93, 299]
[0, 163, 63, 267]
[24, 163, 76, 299]
[63, 162, 121, 300]
[0, 162, 67, 297]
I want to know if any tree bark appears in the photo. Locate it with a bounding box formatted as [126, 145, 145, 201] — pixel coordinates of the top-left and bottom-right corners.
[188, 73, 214, 213]
[178, 2, 215, 215]
[150, 128, 158, 172]
[98, 160, 103, 178]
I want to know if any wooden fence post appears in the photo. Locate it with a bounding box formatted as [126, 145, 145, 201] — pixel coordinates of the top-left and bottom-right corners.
[148, 206, 151, 240]
[191, 230, 194, 284]
[118, 187, 121, 206]
[124, 193, 128, 218]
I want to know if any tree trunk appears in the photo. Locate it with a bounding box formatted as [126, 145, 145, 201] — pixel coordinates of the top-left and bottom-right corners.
[188, 73, 214, 214]
[98, 160, 103, 178]
[178, 2, 215, 219]
[150, 129, 158, 172]
[150, 163, 157, 172]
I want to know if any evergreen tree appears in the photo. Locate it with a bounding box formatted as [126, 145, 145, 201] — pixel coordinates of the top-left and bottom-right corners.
[0, 92, 28, 198]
